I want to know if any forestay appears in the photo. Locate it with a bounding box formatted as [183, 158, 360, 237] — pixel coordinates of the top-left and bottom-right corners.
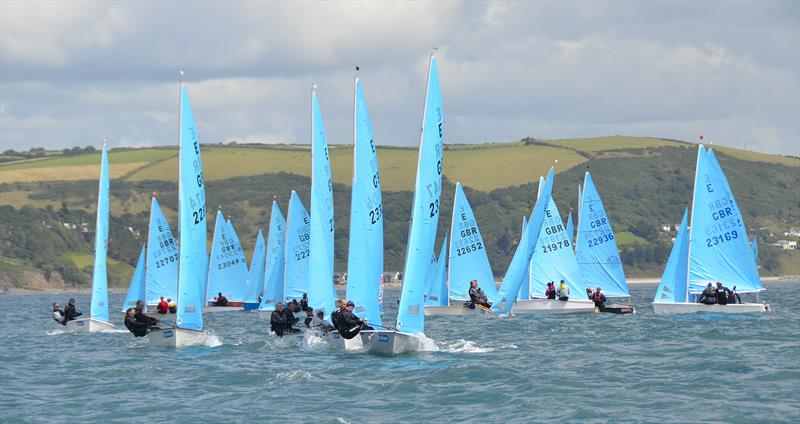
[448, 183, 497, 302]
[575, 172, 629, 297]
[346, 78, 384, 326]
[284, 191, 310, 301]
[259, 200, 286, 310]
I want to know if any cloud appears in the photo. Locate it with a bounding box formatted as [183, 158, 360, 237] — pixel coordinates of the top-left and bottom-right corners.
[0, 0, 797, 156]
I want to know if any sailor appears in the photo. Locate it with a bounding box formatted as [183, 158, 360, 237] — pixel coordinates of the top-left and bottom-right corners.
[557, 280, 570, 301]
[545, 282, 557, 300]
[167, 298, 177, 313]
[124, 308, 150, 337]
[593, 287, 606, 308]
[586, 288, 594, 300]
[64, 298, 82, 323]
[214, 292, 229, 307]
[715, 282, 731, 305]
[699, 283, 717, 305]
[287, 299, 300, 313]
[331, 298, 346, 328]
[303, 309, 314, 328]
[157, 296, 169, 314]
[52, 303, 66, 325]
[134, 300, 160, 327]
[270, 302, 288, 336]
[468, 280, 489, 309]
[300, 293, 310, 312]
[310, 310, 334, 335]
[336, 301, 372, 339]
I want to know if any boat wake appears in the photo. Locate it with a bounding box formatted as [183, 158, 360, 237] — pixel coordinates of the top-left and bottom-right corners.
[412, 333, 439, 352]
[438, 339, 494, 353]
[204, 334, 223, 348]
[265, 370, 312, 384]
[46, 329, 67, 336]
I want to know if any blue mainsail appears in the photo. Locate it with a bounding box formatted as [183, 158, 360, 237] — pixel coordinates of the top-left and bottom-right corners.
[244, 230, 266, 304]
[529, 197, 587, 300]
[259, 200, 286, 310]
[654, 209, 689, 303]
[122, 245, 146, 312]
[447, 183, 497, 302]
[492, 167, 555, 315]
[688, 145, 762, 294]
[308, 89, 336, 320]
[517, 217, 530, 301]
[206, 212, 249, 302]
[176, 83, 207, 331]
[575, 172, 629, 297]
[90, 144, 110, 323]
[346, 78, 384, 326]
[145, 197, 178, 307]
[284, 191, 311, 301]
[396, 54, 444, 334]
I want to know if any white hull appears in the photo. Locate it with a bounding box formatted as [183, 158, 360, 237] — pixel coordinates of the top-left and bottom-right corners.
[653, 302, 770, 314]
[425, 304, 498, 317]
[512, 299, 595, 314]
[204, 306, 244, 313]
[147, 327, 211, 347]
[360, 330, 424, 356]
[324, 331, 366, 351]
[64, 318, 116, 333]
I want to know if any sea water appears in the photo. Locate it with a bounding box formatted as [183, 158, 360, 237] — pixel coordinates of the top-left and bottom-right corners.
[1, 282, 798, 423]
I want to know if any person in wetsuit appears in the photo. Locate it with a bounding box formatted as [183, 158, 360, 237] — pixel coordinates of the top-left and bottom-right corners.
[64, 298, 82, 323]
[310, 310, 334, 335]
[300, 293, 310, 312]
[52, 303, 66, 325]
[593, 287, 607, 309]
[270, 303, 288, 336]
[467, 280, 491, 309]
[557, 280, 570, 301]
[545, 282, 557, 300]
[303, 309, 314, 328]
[699, 283, 717, 305]
[124, 308, 151, 337]
[214, 292, 229, 307]
[157, 296, 169, 314]
[134, 300, 160, 328]
[586, 288, 595, 300]
[336, 301, 372, 339]
[331, 299, 346, 329]
[715, 282, 731, 305]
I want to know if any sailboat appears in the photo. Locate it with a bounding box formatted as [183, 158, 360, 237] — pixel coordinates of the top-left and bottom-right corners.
[122, 245, 146, 312]
[653, 145, 769, 313]
[242, 229, 266, 310]
[121, 196, 179, 315]
[575, 172, 634, 314]
[148, 80, 213, 347]
[67, 143, 115, 332]
[257, 199, 286, 312]
[307, 86, 337, 324]
[205, 211, 248, 311]
[426, 183, 499, 316]
[361, 53, 444, 355]
[344, 75, 384, 330]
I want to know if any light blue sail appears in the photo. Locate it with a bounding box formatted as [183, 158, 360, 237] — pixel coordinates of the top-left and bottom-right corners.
[752, 237, 758, 265]
[566, 211, 575, 246]
[145, 197, 179, 307]
[176, 84, 207, 331]
[517, 216, 530, 301]
[425, 235, 449, 307]
[396, 54, 444, 334]
[259, 200, 287, 310]
[688, 145, 761, 293]
[123, 246, 146, 312]
[492, 167, 555, 315]
[244, 230, 266, 304]
[575, 172, 629, 297]
[346, 78, 384, 326]
[90, 144, 110, 323]
[206, 212, 249, 302]
[284, 191, 311, 301]
[307, 89, 336, 320]
[448, 183, 497, 302]
[529, 197, 587, 300]
[654, 209, 689, 303]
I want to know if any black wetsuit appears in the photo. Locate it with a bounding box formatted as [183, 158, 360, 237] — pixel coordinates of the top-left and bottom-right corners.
[331, 308, 342, 329]
[300, 297, 309, 312]
[64, 304, 82, 322]
[125, 315, 149, 337]
[468, 286, 480, 309]
[546, 286, 557, 300]
[593, 292, 607, 308]
[715, 285, 731, 305]
[337, 310, 368, 339]
[270, 310, 287, 336]
[699, 287, 717, 305]
[134, 310, 158, 327]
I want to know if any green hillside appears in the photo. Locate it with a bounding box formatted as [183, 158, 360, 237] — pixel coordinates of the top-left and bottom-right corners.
[1, 136, 798, 290]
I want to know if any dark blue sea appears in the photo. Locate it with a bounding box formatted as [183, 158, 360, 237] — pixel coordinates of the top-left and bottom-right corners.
[1, 282, 798, 423]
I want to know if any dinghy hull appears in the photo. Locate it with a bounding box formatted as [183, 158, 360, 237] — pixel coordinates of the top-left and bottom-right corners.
[425, 304, 498, 317]
[147, 327, 211, 347]
[512, 299, 595, 314]
[360, 330, 424, 356]
[65, 318, 115, 333]
[204, 306, 244, 313]
[596, 304, 636, 314]
[652, 302, 770, 314]
[324, 331, 366, 351]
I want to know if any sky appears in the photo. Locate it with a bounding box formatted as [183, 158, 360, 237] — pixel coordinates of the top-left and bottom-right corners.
[1, 0, 798, 156]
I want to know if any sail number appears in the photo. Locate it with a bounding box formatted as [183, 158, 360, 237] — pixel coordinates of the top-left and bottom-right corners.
[295, 249, 310, 261]
[587, 233, 614, 247]
[369, 205, 383, 224]
[429, 200, 439, 218]
[542, 240, 570, 253]
[155, 253, 179, 268]
[706, 230, 738, 247]
[456, 242, 483, 256]
[192, 207, 206, 225]
[217, 258, 240, 270]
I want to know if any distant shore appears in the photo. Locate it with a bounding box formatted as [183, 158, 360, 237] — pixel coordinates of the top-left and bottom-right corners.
[2, 276, 796, 294]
